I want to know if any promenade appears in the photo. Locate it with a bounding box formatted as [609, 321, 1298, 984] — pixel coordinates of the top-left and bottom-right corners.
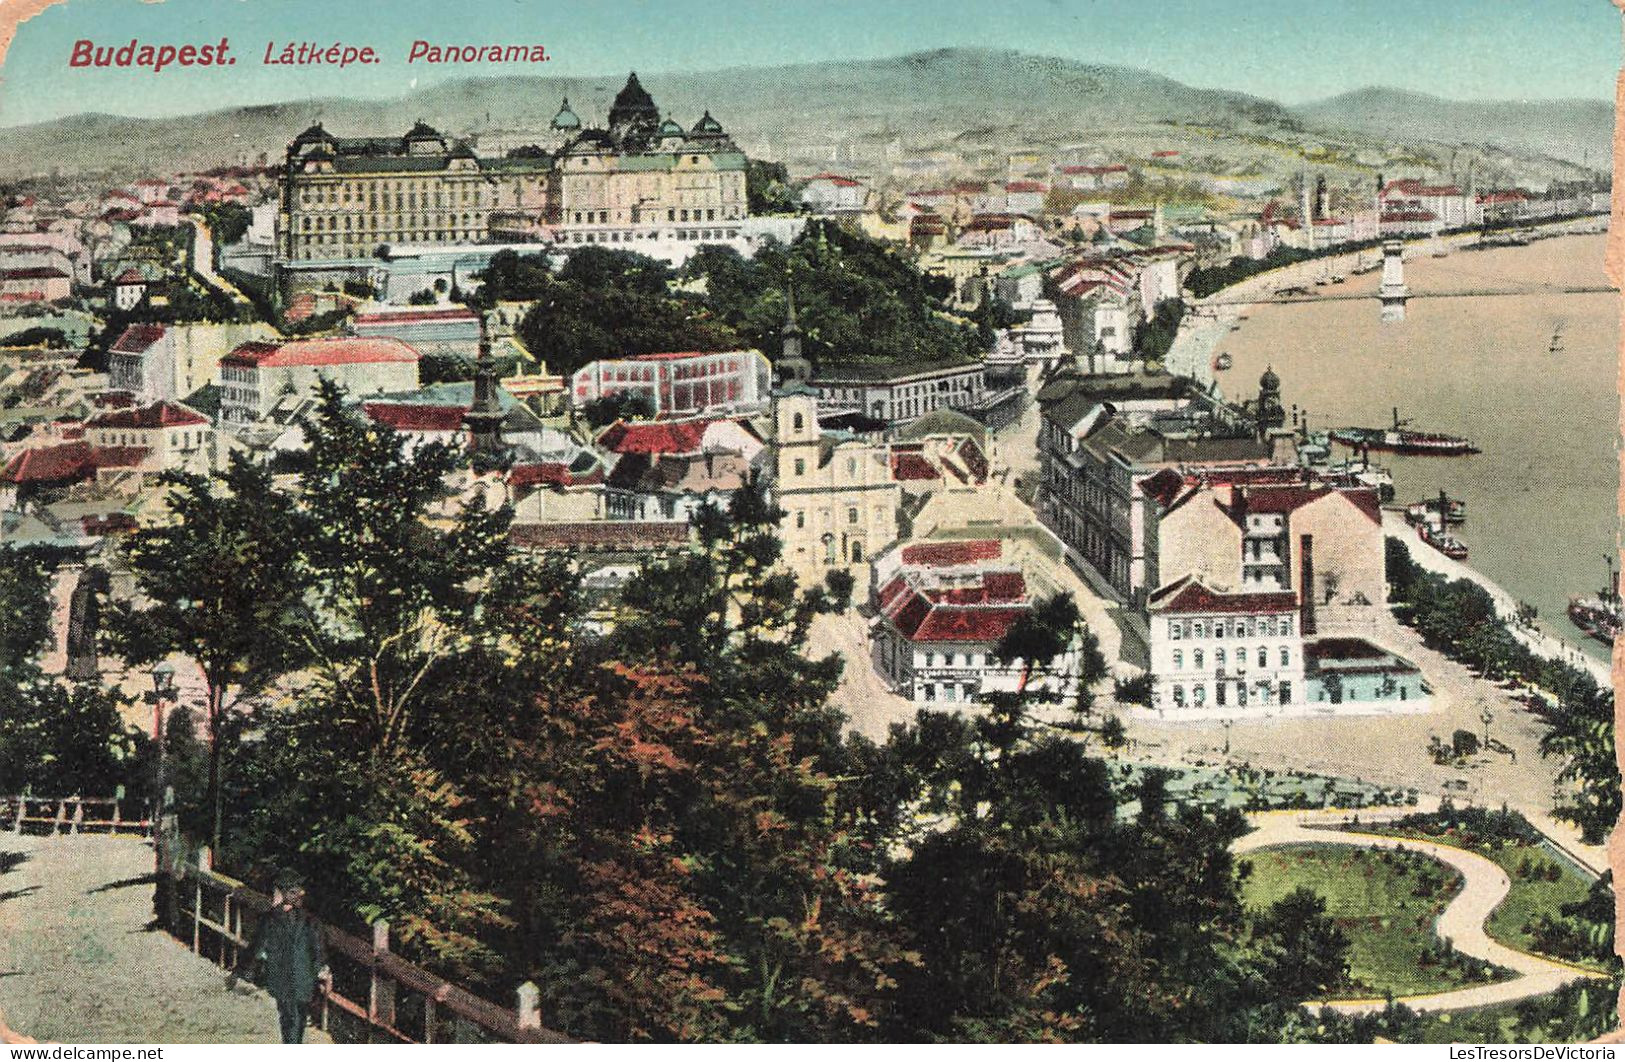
[0, 832, 328, 1044]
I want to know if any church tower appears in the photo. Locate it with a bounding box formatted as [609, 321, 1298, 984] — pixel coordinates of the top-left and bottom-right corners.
[464, 314, 505, 454]
[774, 283, 815, 386]
[1256, 365, 1285, 438]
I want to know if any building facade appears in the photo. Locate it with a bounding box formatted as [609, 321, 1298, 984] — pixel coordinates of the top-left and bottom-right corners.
[219, 336, 420, 425]
[772, 391, 900, 584]
[810, 361, 989, 427]
[570, 349, 772, 417]
[276, 73, 750, 263]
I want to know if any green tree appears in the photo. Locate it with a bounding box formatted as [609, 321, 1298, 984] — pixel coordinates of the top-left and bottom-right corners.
[107, 457, 303, 852]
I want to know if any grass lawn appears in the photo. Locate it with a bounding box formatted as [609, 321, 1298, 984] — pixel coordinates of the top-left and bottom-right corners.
[1363, 825, 1607, 972]
[1241, 843, 1507, 999]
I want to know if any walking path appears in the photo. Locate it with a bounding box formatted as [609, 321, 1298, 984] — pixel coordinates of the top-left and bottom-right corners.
[0, 832, 327, 1044]
[1238, 809, 1604, 1015]
[1385, 514, 1613, 688]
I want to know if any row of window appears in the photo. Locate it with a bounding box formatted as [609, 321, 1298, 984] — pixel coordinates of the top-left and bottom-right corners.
[1170, 680, 1292, 709]
[1168, 615, 1294, 640]
[300, 212, 487, 232]
[1171, 646, 1290, 671]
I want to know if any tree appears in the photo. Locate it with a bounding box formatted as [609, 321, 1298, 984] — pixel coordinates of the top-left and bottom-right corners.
[1251, 886, 1350, 995]
[106, 458, 303, 851]
[506, 484, 909, 1041]
[288, 379, 513, 757]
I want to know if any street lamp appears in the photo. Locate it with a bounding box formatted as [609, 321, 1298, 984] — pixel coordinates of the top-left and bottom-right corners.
[149, 661, 177, 866]
[1480, 705, 1494, 750]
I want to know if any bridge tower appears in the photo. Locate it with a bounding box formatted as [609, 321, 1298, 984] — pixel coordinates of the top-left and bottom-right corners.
[1378, 239, 1409, 322]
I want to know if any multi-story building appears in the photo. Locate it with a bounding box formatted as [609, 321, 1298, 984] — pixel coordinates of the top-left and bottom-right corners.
[219, 336, 419, 425]
[107, 321, 279, 402]
[570, 349, 771, 417]
[1147, 575, 1304, 715]
[1034, 369, 1295, 603]
[277, 74, 750, 264]
[809, 360, 990, 427]
[871, 539, 1085, 705]
[350, 306, 483, 362]
[83, 400, 214, 473]
[772, 389, 900, 583]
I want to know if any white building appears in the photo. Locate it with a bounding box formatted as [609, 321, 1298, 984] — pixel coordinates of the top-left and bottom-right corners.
[1147, 575, 1305, 717]
[871, 538, 1085, 705]
[799, 173, 869, 215]
[83, 399, 214, 474]
[111, 269, 149, 311]
[219, 336, 420, 425]
[810, 360, 988, 427]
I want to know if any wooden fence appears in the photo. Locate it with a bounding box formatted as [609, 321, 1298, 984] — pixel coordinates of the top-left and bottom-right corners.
[1, 795, 152, 837]
[157, 842, 572, 1045]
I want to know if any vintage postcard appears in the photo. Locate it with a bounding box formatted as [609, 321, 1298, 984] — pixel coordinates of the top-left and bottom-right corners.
[0, 0, 1620, 1048]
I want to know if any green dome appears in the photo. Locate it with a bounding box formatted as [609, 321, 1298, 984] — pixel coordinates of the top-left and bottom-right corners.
[658, 116, 684, 137]
[690, 110, 724, 136]
[551, 97, 581, 131]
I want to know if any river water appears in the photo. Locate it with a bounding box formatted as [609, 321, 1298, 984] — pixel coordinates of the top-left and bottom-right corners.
[1213, 233, 1619, 661]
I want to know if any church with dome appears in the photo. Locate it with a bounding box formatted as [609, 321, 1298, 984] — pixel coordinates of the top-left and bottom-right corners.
[276, 72, 749, 263]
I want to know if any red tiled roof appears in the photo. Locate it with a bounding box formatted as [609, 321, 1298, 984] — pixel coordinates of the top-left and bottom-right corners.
[361, 402, 467, 433]
[890, 452, 940, 481]
[2, 442, 150, 484]
[508, 462, 604, 489]
[1234, 484, 1381, 525]
[1477, 190, 1530, 204]
[1381, 210, 1437, 223]
[956, 438, 989, 483]
[1004, 181, 1047, 193]
[883, 578, 1028, 643]
[1148, 576, 1297, 616]
[110, 323, 166, 354]
[113, 269, 147, 285]
[1151, 150, 1181, 157]
[1, 266, 69, 281]
[352, 308, 479, 326]
[899, 539, 1002, 567]
[807, 173, 862, 188]
[222, 336, 418, 368]
[508, 521, 690, 551]
[87, 400, 209, 430]
[1141, 467, 1187, 509]
[597, 418, 715, 455]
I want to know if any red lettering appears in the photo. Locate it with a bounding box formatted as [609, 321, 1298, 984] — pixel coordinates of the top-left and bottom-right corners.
[407, 40, 428, 62]
[69, 39, 93, 67]
[177, 45, 197, 66]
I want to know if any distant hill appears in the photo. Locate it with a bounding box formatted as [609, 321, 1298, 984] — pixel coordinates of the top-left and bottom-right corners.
[0, 49, 1607, 183]
[1292, 87, 1612, 170]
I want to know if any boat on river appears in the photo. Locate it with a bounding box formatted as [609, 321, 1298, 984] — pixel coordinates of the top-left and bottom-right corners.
[1568, 559, 1622, 646]
[1405, 490, 1466, 526]
[1417, 518, 1468, 560]
[1329, 408, 1479, 456]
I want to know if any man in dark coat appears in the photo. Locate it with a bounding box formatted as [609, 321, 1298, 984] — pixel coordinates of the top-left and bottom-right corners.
[236, 872, 331, 1043]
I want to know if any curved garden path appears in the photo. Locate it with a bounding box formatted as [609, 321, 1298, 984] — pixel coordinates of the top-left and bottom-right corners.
[0, 831, 328, 1043]
[1237, 810, 1603, 1014]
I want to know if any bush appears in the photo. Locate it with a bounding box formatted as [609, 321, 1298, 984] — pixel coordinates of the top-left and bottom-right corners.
[1113, 673, 1153, 706]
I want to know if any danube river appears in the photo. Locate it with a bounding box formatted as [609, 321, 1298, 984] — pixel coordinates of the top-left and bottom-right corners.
[1212, 232, 1619, 660]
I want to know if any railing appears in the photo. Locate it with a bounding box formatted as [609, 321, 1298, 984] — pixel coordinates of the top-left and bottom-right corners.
[158, 843, 572, 1045]
[1, 795, 152, 837]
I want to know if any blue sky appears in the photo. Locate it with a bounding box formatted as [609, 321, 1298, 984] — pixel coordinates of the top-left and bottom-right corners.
[0, 0, 1618, 127]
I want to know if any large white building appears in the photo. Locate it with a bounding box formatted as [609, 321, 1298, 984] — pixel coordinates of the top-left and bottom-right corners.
[810, 360, 989, 427]
[219, 336, 420, 425]
[1147, 575, 1304, 716]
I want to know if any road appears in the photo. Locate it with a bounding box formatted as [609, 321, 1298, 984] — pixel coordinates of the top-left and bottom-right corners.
[1237, 810, 1603, 1015]
[0, 832, 327, 1044]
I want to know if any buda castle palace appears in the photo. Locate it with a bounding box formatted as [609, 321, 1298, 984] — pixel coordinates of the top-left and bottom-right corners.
[277, 73, 749, 261]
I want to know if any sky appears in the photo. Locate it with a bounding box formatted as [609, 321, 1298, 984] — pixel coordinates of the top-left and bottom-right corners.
[0, 0, 1618, 128]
